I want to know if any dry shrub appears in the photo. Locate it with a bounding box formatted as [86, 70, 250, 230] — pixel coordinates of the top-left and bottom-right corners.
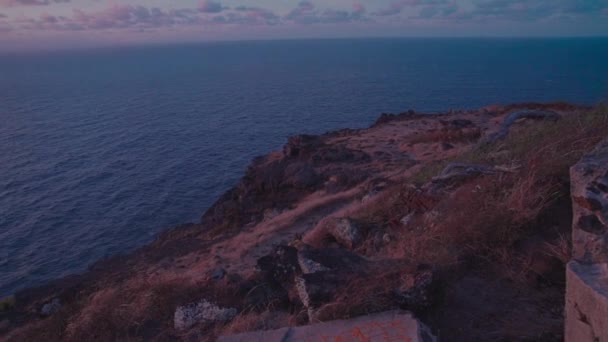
[406, 127, 481, 145]
[220, 310, 291, 335]
[359, 106, 608, 271]
[313, 265, 410, 322]
[63, 277, 197, 341]
[354, 185, 436, 229]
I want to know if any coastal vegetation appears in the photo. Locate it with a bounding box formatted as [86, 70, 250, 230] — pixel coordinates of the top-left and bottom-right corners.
[2, 103, 607, 341]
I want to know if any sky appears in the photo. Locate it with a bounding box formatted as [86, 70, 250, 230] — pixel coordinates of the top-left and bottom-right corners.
[0, 0, 607, 51]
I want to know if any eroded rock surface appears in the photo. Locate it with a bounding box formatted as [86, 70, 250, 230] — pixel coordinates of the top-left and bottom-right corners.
[566, 138, 608, 342]
[174, 300, 237, 331]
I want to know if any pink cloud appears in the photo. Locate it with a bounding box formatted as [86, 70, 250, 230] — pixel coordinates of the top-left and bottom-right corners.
[0, 0, 68, 7]
[353, 2, 366, 15]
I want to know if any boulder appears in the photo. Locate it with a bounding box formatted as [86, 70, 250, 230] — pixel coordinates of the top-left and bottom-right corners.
[283, 134, 322, 158]
[304, 217, 363, 250]
[218, 310, 436, 342]
[40, 298, 61, 316]
[257, 245, 300, 284]
[173, 299, 237, 331]
[394, 266, 440, 312]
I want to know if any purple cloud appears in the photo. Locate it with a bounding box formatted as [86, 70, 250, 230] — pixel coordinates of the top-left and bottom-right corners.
[285, 1, 368, 24]
[373, 0, 449, 16]
[0, 0, 68, 7]
[215, 6, 280, 25]
[198, 0, 225, 14]
[14, 4, 204, 31]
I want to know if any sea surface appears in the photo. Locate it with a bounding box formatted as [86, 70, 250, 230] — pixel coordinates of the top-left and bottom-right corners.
[1, 38, 607, 296]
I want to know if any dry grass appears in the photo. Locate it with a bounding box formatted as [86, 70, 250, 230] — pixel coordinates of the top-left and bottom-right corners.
[405, 126, 481, 145]
[356, 106, 608, 275]
[220, 310, 291, 335]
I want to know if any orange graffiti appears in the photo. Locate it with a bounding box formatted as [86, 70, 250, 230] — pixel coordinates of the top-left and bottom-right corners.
[307, 320, 413, 342]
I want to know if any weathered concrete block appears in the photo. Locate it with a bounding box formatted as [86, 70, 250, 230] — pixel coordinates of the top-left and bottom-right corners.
[566, 261, 608, 341]
[570, 139, 608, 264]
[218, 310, 435, 342]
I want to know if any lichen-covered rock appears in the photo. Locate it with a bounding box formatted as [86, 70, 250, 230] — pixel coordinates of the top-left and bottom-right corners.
[40, 298, 61, 316]
[330, 218, 363, 250]
[297, 253, 329, 274]
[570, 139, 608, 264]
[174, 300, 237, 331]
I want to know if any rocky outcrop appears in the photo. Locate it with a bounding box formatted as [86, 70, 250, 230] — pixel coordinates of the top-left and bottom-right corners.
[429, 163, 497, 191]
[486, 109, 560, 142]
[218, 310, 436, 342]
[566, 139, 608, 341]
[255, 244, 440, 324]
[173, 299, 237, 331]
[303, 217, 364, 250]
[570, 139, 608, 264]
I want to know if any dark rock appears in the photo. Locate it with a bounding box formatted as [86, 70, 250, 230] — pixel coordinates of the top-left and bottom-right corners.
[441, 142, 454, 150]
[283, 135, 322, 158]
[40, 298, 61, 316]
[298, 247, 368, 272]
[440, 119, 474, 129]
[393, 266, 440, 312]
[256, 245, 300, 283]
[284, 163, 319, 189]
[240, 279, 289, 310]
[311, 146, 371, 164]
[209, 268, 226, 281]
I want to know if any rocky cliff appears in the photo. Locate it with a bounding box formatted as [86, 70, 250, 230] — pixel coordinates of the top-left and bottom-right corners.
[2, 102, 607, 341]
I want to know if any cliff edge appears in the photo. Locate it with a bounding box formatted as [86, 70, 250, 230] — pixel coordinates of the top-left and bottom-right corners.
[2, 102, 607, 341]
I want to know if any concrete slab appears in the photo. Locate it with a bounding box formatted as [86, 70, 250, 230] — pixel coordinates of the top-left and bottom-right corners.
[218, 310, 435, 342]
[566, 261, 608, 342]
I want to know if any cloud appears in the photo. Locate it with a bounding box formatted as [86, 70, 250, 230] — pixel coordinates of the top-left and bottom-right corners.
[12, 3, 283, 32]
[285, 1, 368, 24]
[353, 2, 366, 15]
[14, 4, 204, 31]
[215, 6, 279, 25]
[470, 0, 608, 21]
[198, 0, 225, 14]
[373, 0, 449, 16]
[0, 0, 68, 7]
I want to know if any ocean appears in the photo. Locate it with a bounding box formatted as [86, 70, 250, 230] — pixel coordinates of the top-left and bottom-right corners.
[1, 38, 607, 296]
